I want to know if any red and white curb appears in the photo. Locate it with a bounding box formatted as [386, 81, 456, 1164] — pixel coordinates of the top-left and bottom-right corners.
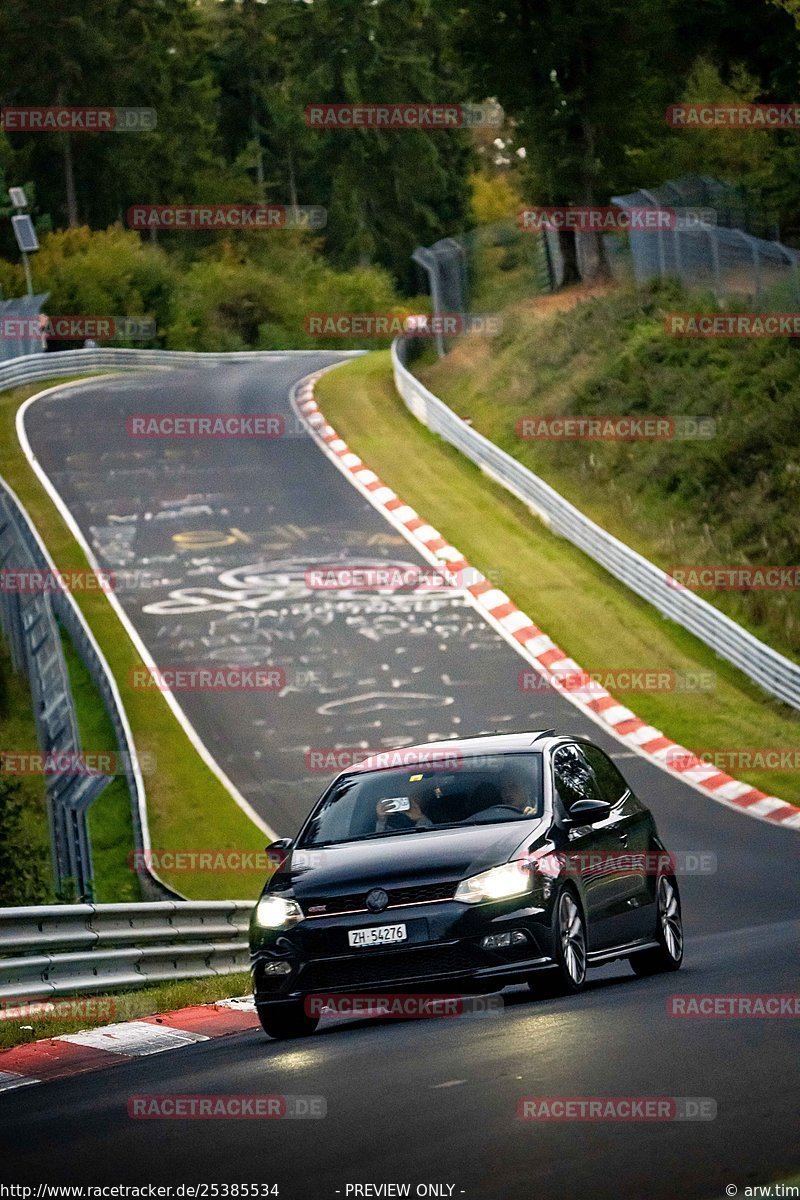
[292, 369, 800, 832]
[0, 997, 258, 1092]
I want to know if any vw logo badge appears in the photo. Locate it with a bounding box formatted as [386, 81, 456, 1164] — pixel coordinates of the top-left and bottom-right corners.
[366, 888, 389, 913]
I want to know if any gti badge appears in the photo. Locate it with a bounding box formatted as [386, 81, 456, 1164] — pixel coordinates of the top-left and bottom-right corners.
[366, 888, 390, 913]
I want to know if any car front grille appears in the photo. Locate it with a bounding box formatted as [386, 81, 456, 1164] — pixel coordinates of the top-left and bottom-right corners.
[300, 881, 456, 917]
[300, 944, 476, 991]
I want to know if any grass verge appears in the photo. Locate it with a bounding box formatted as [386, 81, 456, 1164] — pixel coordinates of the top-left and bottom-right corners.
[315, 352, 800, 805]
[0, 971, 252, 1050]
[0, 642, 52, 904]
[0, 376, 267, 899]
[418, 281, 800, 660]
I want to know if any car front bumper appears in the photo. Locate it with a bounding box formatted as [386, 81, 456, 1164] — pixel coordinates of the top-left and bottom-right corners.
[250, 896, 557, 1007]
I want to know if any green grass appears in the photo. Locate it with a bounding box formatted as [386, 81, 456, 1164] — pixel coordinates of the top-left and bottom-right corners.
[417, 280, 800, 660]
[0, 971, 252, 1050]
[315, 352, 800, 806]
[0, 643, 52, 905]
[0, 376, 268, 899]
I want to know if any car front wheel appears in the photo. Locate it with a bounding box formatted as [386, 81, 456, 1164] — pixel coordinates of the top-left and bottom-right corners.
[257, 1001, 320, 1040]
[530, 888, 587, 997]
[630, 875, 684, 976]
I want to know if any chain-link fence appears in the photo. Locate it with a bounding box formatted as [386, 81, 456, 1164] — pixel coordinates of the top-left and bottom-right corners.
[412, 221, 554, 356]
[611, 176, 800, 304]
[413, 176, 800, 353]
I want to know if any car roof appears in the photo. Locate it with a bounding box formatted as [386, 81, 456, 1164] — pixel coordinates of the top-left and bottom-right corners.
[346, 730, 560, 775]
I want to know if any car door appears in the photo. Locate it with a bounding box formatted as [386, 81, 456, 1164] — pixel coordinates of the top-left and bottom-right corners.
[581, 745, 657, 938]
[551, 743, 631, 949]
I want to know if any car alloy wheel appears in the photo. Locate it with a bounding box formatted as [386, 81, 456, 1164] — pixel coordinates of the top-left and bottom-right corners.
[530, 888, 587, 997]
[658, 875, 683, 962]
[559, 891, 587, 987]
[630, 874, 684, 976]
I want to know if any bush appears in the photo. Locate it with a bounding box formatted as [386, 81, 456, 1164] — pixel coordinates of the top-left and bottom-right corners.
[4, 224, 409, 351]
[29, 226, 176, 345]
[0, 776, 50, 906]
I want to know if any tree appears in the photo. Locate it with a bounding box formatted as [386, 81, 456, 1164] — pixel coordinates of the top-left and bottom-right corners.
[277, 0, 473, 289]
[0, 0, 117, 227]
[454, 0, 676, 281]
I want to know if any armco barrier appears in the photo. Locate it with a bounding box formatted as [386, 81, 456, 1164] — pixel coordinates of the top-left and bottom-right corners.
[0, 346, 363, 395]
[0, 485, 99, 899]
[391, 338, 800, 712]
[0, 901, 255, 1001]
[0, 475, 180, 903]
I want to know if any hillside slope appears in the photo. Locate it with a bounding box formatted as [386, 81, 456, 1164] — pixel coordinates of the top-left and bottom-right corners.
[418, 282, 800, 660]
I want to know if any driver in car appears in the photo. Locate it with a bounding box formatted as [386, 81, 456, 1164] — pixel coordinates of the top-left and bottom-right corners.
[466, 764, 538, 821]
[499, 763, 538, 815]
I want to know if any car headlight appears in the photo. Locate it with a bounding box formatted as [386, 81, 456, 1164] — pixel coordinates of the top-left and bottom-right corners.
[254, 894, 304, 929]
[454, 861, 532, 904]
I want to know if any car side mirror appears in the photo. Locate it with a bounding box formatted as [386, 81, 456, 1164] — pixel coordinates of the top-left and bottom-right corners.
[266, 837, 292, 852]
[567, 799, 612, 824]
[265, 837, 293, 870]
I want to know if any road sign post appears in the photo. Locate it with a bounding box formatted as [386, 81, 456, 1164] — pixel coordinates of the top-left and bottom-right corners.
[8, 189, 39, 298]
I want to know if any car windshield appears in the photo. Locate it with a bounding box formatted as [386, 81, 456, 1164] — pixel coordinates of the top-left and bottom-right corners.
[299, 753, 543, 847]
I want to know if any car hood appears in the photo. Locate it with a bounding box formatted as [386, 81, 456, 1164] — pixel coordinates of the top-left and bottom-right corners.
[270, 818, 548, 898]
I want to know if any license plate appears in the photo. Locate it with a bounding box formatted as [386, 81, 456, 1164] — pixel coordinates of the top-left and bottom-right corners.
[348, 924, 407, 949]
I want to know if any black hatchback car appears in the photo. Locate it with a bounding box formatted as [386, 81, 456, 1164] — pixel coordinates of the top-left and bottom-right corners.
[250, 730, 683, 1038]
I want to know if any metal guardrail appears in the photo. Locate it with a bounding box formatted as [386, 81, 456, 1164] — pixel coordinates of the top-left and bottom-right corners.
[0, 489, 104, 898]
[0, 346, 361, 395]
[0, 901, 255, 1001]
[391, 338, 800, 712]
[0, 476, 181, 903]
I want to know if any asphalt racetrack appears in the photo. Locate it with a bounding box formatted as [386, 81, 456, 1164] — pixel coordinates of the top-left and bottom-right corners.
[2, 357, 797, 1198]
